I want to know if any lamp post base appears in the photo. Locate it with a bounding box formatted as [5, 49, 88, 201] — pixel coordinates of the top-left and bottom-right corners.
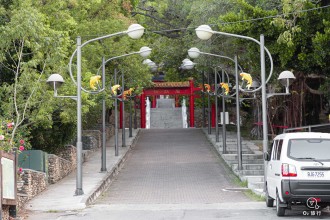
[75, 188, 84, 196]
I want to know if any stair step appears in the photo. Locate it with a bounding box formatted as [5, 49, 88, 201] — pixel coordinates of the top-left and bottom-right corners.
[238, 169, 264, 176]
[242, 175, 264, 183]
[223, 150, 253, 154]
[224, 159, 264, 166]
[157, 98, 175, 108]
[232, 163, 264, 170]
[150, 107, 183, 128]
[222, 154, 263, 161]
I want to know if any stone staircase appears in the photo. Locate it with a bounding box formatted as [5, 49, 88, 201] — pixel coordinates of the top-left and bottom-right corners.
[204, 130, 265, 196]
[156, 98, 175, 108]
[150, 98, 184, 129]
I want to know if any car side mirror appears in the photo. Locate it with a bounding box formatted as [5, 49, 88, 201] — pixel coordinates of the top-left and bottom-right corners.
[264, 152, 270, 161]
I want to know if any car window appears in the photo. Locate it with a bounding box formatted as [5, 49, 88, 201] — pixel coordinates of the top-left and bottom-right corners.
[271, 140, 278, 160]
[288, 139, 330, 160]
[276, 140, 283, 160]
[268, 141, 273, 155]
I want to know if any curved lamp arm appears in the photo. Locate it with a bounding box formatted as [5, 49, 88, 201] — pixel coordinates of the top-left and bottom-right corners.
[92, 51, 141, 94]
[69, 31, 126, 89]
[199, 67, 232, 97]
[199, 52, 247, 94]
[198, 51, 244, 73]
[195, 25, 274, 93]
[72, 49, 149, 94]
[188, 50, 243, 97]
[69, 23, 145, 92]
[213, 66, 237, 98]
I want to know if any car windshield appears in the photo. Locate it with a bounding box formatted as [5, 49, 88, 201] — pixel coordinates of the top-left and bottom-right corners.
[288, 139, 330, 161]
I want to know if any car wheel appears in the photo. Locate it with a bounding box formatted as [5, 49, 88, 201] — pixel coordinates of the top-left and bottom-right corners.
[265, 185, 274, 207]
[276, 192, 286, 216]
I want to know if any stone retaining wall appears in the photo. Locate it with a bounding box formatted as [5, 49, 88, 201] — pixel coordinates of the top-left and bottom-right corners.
[82, 130, 101, 151]
[57, 145, 77, 170]
[2, 205, 9, 220]
[109, 108, 141, 131]
[3, 127, 114, 218]
[16, 169, 47, 212]
[19, 169, 47, 199]
[48, 154, 73, 184]
[17, 193, 29, 214]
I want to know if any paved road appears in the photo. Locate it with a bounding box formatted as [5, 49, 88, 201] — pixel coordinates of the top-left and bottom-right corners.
[25, 204, 330, 220]
[96, 128, 249, 204]
[25, 129, 330, 219]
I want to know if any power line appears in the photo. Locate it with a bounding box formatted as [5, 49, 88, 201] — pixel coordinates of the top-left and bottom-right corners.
[218, 4, 330, 25]
[147, 4, 330, 34]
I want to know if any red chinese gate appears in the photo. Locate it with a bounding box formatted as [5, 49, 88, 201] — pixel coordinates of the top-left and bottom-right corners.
[139, 79, 201, 128]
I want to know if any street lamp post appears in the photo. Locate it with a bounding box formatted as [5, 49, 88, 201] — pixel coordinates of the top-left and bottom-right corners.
[195, 26, 273, 167]
[214, 67, 219, 142]
[129, 97, 133, 137]
[207, 71, 211, 134]
[187, 48, 244, 158]
[49, 24, 145, 196]
[221, 69, 227, 153]
[95, 46, 152, 167]
[202, 71, 206, 128]
[114, 69, 119, 156]
[195, 25, 295, 187]
[74, 25, 144, 195]
[234, 55, 242, 170]
[121, 73, 125, 148]
[101, 57, 106, 171]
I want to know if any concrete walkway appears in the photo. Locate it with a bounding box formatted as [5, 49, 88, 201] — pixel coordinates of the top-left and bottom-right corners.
[96, 129, 250, 205]
[25, 129, 140, 212]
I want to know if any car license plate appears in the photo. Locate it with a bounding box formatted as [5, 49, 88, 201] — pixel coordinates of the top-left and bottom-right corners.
[306, 171, 325, 178]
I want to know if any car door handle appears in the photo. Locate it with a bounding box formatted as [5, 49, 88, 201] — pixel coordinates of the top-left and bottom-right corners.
[275, 173, 280, 176]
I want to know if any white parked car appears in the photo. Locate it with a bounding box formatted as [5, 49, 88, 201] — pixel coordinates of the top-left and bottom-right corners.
[264, 132, 330, 216]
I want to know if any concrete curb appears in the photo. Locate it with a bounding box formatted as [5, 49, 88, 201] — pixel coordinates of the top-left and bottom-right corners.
[83, 129, 141, 206]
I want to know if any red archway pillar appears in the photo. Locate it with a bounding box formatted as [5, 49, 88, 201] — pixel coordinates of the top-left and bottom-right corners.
[189, 79, 195, 127]
[140, 93, 146, 128]
[211, 103, 216, 128]
[151, 96, 157, 108]
[175, 95, 179, 107]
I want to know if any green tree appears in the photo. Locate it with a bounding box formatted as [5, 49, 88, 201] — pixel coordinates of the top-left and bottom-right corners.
[211, 0, 330, 129]
[0, 0, 152, 151]
[0, 2, 71, 150]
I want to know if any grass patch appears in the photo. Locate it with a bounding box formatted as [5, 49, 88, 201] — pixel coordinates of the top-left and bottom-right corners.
[231, 175, 248, 188]
[238, 179, 248, 188]
[244, 189, 265, 202]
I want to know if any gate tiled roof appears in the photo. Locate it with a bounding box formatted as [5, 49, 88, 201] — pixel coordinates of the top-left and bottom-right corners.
[152, 81, 190, 88]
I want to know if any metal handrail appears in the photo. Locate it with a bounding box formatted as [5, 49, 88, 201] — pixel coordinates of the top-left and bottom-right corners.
[283, 123, 330, 133]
